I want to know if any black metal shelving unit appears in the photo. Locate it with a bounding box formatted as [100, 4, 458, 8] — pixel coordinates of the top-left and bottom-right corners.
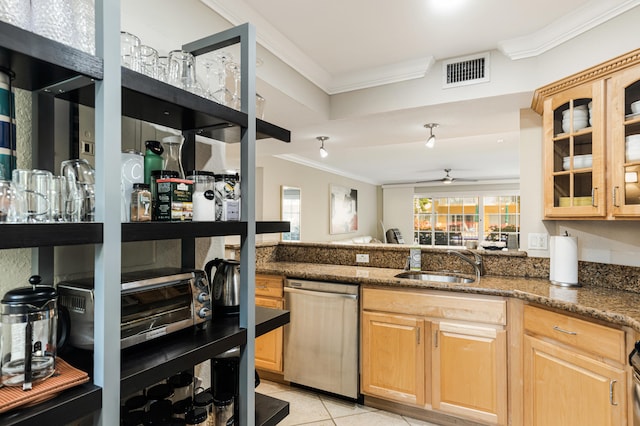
[0, 17, 291, 426]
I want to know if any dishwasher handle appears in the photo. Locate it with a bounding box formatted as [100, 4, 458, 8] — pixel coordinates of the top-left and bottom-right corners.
[284, 286, 358, 300]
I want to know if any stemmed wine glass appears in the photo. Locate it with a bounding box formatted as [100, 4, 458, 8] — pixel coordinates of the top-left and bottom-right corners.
[226, 61, 242, 111]
[210, 52, 234, 106]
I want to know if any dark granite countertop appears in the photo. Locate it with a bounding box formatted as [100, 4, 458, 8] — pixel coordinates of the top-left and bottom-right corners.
[257, 261, 640, 333]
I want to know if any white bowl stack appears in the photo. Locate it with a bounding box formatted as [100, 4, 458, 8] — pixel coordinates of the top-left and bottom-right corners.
[562, 105, 589, 133]
[626, 134, 640, 162]
[562, 154, 593, 170]
[631, 100, 640, 115]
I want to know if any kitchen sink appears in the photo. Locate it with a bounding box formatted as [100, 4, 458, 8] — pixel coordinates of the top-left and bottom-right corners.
[394, 271, 475, 284]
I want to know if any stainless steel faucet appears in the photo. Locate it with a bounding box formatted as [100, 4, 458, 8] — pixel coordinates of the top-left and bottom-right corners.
[447, 249, 483, 280]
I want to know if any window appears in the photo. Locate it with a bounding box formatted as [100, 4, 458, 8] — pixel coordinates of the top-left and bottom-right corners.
[281, 186, 301, 241]
[413, 194, 520, 248]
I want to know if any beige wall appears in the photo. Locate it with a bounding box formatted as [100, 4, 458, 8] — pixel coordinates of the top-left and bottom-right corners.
[255, 156, 380, 242]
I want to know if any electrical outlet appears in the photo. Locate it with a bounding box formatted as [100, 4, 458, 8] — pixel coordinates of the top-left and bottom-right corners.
[356, 253, 369, 263]
[527, 233, 548, 250]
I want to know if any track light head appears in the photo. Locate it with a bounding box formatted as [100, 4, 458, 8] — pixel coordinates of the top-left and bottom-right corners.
[316, 136, 329, 158]
[424, 123, 439, 149]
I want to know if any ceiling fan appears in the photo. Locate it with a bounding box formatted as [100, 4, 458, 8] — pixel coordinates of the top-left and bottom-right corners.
[417, 169, 478, 185]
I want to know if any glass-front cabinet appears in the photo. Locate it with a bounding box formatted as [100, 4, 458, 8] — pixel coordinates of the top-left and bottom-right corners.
[534, 48, 640, 220]
[610, 66, 640, 216]
[542, 81, 606, 218]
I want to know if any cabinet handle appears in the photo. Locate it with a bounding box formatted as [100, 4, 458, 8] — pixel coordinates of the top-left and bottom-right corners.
[434, 331, 438, 348]
[613, 186, 620, 208]
[591, 187, 598, 207]
[552, 325, 577, 335]
[416, 327, 420, 345]
[610, 379, 618, 406]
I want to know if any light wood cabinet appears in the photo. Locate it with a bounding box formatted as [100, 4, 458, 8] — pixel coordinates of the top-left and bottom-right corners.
[255, 274, 285, 373]
[523, 305, 627, 425]
[361, 287, 507, 425]
[361, 311, 428, 406]
[533, 48, 640, 219]
[432, 322, 507, 425]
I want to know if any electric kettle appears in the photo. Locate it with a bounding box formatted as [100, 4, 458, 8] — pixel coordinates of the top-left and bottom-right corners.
[0, 275, 58, 390]
[204, 258, 240, 316]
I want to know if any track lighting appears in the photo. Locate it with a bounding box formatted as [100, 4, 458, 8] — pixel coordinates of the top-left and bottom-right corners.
[317, 136, 329, 158]
[424, 123, 439, 149]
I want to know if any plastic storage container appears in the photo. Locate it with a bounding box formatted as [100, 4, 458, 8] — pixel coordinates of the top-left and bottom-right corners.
[186, 171, 216, 221]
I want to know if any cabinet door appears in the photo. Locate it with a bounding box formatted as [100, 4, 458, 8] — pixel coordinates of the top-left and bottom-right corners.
[543, 81, 606, 218]
[361, 311, 427, 406]
[432, 322, 507, 425]
[610, 65, 640, 216]
[255, 296, 284, 373]
[524, 335, 627, 426]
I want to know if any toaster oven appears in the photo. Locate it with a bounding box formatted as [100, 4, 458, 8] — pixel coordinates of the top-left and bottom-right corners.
[57, 268, 211, 350]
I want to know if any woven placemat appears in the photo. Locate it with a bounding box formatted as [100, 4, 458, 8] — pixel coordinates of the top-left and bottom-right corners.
[0, 358, 89, 413]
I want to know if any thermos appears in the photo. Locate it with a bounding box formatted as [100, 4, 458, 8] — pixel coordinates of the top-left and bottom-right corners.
[144, 140, 164, 185]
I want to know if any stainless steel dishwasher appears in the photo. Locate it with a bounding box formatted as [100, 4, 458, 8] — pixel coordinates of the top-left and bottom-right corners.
[283, 279, 359, 399]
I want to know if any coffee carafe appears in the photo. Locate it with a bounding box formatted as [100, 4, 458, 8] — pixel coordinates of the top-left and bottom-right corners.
[1, 275, 58, 390]
[204, 258, 240, 316]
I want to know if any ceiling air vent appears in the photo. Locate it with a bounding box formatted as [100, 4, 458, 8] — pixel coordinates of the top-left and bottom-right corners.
[442, 52, 490, 88]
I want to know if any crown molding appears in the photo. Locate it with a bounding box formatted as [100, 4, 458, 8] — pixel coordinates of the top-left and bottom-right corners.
[201, 0, 433, 94]
[498, 0, 640, 60]
[531, 47, 640, 113]
[202, 0, 640, 94]
[328, 56, 435, 95]
[274, 154, 380, 185]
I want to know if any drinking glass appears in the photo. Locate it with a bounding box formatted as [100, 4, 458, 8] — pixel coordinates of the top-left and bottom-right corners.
[49, 176, 72, 222]
[168, 50, 203, 95]
[0, 180, 25, 223]
[0, 0, 31, 30]
[65, 181, 84, 222]
[61, 158, 95, 184]
[210, 52, 233, 106]
[120, 31, 140, 70]
[255, 57, 266, 119]
[157, 56, 169, 83]
[31, 0, 74, 46]
[71, 0, 95, 54]
[137, 45, 158, 78]
[12, 169, 52, 222]
[226, 61, 241, 111]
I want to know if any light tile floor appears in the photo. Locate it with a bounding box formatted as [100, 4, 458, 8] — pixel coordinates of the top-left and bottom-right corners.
[256, 380, 440, 426]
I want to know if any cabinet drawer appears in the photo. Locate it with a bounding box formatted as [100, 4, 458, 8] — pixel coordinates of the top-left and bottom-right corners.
[256, 296, 283, 309]
[362, 287, 506, 325]
[523, 305, 625, 363]
[255, 274, 283, 298]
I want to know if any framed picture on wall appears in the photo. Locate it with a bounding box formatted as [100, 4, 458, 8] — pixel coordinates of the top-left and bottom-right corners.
[330, 184, 358, 234]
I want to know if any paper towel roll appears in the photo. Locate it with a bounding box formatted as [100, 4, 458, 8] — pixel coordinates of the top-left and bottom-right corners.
[549, 236, 579, 286]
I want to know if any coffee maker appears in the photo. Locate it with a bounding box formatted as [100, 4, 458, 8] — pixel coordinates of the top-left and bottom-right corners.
[212, 347, 260, 422]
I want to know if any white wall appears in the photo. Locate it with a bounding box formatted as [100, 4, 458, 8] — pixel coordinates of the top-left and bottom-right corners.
[382, 186, 414, 244]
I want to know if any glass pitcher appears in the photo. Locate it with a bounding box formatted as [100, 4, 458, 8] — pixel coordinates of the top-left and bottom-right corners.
[161, 135, 185, 178]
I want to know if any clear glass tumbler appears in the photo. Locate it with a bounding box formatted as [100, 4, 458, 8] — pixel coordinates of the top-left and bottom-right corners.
[31, 0, 74, 46]
[137, 45, 158, 78]
[0, 0, 31, 30]
[71, 0, 95, 54]
[120, 31, 140, 70]
[168, 50, 203, 95]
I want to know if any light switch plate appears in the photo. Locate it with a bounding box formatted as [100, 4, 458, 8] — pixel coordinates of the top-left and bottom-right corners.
[356, 253, 369, 263]
[527, 233, 548, 250]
